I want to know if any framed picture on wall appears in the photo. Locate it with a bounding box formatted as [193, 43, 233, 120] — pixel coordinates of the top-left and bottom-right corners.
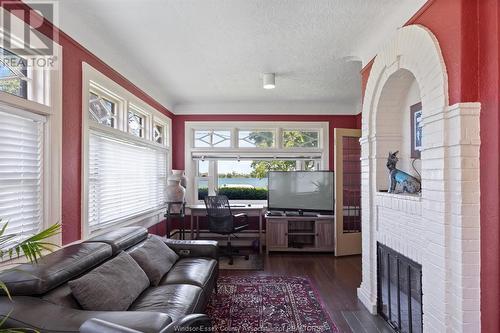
[410, 102, 422, 159]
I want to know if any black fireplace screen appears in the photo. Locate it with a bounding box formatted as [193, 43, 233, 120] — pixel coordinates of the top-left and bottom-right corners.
[377, 243, 423, 333]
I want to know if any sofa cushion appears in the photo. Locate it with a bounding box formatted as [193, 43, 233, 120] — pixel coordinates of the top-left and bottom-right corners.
[0, 242, 112, 296]
[85, 227, 148, 254]
[69, 252, 149, 311]
[128, 235, 179, 286]
[160, 258, 217, 289]
[41, 283, 81, 309]
[129, 284, 203, 320]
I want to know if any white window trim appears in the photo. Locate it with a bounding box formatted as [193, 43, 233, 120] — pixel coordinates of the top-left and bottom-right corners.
[81, 63, 172, 239]
[0, 9, 63, 247]
[185, 121, 329, 204]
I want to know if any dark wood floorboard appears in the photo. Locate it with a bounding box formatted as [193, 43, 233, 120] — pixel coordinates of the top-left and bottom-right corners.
[219, 253, 391, 333]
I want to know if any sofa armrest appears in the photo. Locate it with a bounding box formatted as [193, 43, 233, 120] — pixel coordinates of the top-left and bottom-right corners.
[80, 319, 143, 333]
[0, 296, 171, 333]
[163, 239, 218, 260]
[160, 314, 212, 333]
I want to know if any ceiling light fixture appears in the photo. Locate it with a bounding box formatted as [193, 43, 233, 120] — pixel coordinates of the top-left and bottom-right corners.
[263, 73, 276, 89]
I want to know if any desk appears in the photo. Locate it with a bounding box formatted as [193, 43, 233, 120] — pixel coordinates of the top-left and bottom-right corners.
[186, 204, 266, 254]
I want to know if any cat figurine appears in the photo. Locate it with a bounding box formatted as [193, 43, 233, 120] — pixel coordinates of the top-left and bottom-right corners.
[386, 151, 421, 194]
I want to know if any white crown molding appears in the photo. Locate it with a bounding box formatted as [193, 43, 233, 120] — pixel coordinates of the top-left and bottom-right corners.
[173, 101, 360, 115]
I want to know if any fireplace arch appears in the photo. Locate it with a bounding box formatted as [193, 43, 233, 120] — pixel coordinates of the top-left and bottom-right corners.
[358, 24, 481, 332]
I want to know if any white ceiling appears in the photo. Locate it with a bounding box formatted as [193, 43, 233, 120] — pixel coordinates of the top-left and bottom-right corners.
[53, 0, 426, 114]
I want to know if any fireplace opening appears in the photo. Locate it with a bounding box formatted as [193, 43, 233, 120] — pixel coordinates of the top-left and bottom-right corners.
[377, 243, 423, 333]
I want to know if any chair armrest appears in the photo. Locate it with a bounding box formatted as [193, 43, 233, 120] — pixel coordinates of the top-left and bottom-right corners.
[233, 213, 248, 227]
[163, 239, 219, 260]
[160, 314, 212, 333]
[80, 319, 143, 333]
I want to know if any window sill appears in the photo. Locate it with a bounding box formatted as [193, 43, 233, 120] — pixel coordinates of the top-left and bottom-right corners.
[87, 208, 165, 239]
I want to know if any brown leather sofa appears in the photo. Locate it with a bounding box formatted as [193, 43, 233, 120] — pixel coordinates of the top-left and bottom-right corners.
[0, 227, 219, 333]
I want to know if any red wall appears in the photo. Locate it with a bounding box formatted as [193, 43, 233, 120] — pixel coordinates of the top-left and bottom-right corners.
[405, 0, 478, 104]
[2, 1, 174, 244]
[478, 0, 500, 332]
[172, 114, 359, 172]
[360, 0, 500, 330]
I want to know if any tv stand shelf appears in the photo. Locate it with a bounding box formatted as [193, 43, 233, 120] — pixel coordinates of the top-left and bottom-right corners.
[265, 214, 335, 254]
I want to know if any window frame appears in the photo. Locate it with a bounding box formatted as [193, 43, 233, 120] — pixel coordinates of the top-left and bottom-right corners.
[88, 83, 121, 129]
[82, 63, 172, 239]
[127, 103, 149, 139]
[0, 11, 63, 248]
[282, 128, 321, 148]
[185, 121, 329, 204]
[237, 129, 277, 148]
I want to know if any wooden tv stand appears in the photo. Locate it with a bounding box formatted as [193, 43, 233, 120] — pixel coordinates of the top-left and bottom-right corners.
[265, 214, 334, 254]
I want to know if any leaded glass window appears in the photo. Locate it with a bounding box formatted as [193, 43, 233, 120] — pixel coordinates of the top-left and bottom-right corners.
[0, 48, 28, 99]
[283, 130, 319, 148]
[194, 130, 231, 148]
[89, 92, 116, 127]
[154, 123, 164, 144]
[128, 110, 145, 138]
[238, 130, 275, 148]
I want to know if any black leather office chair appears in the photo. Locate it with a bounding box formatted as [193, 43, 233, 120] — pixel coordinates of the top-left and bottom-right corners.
[204, 195, 249, 265]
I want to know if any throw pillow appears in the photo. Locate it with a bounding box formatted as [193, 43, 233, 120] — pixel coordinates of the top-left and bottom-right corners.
[128, 235, 179, 286]
[68, 251, 149, 311]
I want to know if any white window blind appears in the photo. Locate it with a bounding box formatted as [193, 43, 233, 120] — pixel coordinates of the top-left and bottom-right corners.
[0, 108, 44, 241]
[88, 131, 167, 231]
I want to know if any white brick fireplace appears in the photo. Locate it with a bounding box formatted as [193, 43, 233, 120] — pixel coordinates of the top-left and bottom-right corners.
[357, 25, 481, 332]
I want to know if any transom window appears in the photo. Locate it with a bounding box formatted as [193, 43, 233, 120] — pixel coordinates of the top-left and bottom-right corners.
[283, 130, 319, 148]
[194, 130, 231, 148]
[154, 122, 165, 144]
[238, 130, 275, 148]
[128, 111, 144, 137]
[0, 48, 28, 99]
[88, 92, 116, 128]
[186, 122, 328, 203]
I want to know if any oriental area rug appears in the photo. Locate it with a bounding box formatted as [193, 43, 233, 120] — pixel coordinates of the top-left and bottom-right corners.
[206, 276, 338, 332]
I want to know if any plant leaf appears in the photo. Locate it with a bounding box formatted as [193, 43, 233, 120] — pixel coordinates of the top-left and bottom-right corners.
[7, 223, 61, 263]
[0, 282, 10, 300]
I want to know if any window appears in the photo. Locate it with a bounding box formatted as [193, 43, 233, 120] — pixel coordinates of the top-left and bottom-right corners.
[88, 132, 167, 231]
[0, 108, 44, 243]
[195, 158, 321, 201]
[194, 130, 231, 147]
[0, 48, 28, 99]
[88, 92, 116, 128]
[283, 130, 319, 148]
[153, 123, 164, 144]
[0, 12, 62, 250]
[186, 122, 328, 203]
[238, 130, 275, 148]
[83, 63, 171, 237]
[128, 108, 146, 138]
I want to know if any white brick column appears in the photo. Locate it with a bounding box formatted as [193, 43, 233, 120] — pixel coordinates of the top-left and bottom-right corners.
[358, 25, 481, 333]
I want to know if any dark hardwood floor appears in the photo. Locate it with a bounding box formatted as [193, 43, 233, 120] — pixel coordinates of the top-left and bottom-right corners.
[219, 253, 392, 333]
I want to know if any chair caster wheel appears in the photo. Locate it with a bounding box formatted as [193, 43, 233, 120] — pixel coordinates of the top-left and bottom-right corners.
[244, 255, 249, 260]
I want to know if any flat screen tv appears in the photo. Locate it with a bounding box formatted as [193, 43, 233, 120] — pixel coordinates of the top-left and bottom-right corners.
[267, 171, 334, 214]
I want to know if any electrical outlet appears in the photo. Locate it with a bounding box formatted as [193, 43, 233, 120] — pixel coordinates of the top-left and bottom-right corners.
[179, 249, 190, 255]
